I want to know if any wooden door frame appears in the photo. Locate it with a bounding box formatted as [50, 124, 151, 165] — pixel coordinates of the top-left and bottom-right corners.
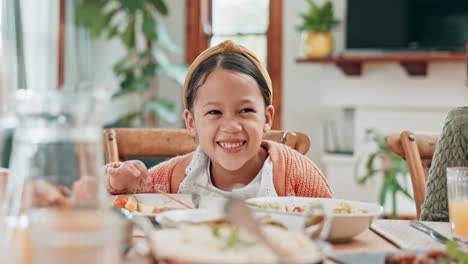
[57, 0, 65, 89]
[185, 0, 283, 129]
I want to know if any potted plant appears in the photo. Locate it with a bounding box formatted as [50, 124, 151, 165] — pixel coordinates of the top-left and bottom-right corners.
[75, 0, 187, 127]
[296, 0, 340, 58]
[354, 129, 413, 218]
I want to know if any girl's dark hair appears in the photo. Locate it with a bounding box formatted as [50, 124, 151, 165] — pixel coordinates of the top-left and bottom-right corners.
[185, 52, 271, 111]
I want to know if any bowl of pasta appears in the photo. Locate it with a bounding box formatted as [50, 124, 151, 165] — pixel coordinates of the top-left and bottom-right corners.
[246, 197, 383, 242]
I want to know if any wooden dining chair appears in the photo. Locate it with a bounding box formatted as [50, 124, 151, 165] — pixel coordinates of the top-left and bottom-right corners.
[103, 128, 311, 163]
[386, 130, 440, 219]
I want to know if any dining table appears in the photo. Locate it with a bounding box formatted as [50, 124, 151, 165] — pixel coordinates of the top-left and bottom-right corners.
[123, 219, 452, 264]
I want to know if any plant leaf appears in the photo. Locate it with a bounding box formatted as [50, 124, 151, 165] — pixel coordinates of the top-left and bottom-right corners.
[145, 98, 177, 123]
[114, 72, 147, 98]
[142, 62, 158, 78]
[75, 0, 104, 27]
[120, 0, 145, 13]
[297, 0, 340, 32]
[121, 19, 135, 49]
[150, 0, 169, 16]
[379, 175, 390, 206]
[107, 25, 120, 39]
[391, 187, 397, 217]
[116, 111, 140, 127]
[90, 8, 117, 38]
[142, 10, 158, 41]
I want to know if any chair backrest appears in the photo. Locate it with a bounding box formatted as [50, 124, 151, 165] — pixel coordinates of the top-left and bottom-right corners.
[103, 128, 311, 163]
[386, 130, 440, 219]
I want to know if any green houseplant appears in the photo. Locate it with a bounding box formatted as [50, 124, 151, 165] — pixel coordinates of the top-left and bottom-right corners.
[354, 129, 413, 218]
[75, 0, 187, 126]
[296, 0, 340, 58]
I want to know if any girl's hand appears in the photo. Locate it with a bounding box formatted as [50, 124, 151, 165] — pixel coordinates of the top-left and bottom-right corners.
[106, 160, 151, 192]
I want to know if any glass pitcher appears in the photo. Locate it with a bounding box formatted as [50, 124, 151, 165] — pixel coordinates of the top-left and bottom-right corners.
[0, 87, 114, 263]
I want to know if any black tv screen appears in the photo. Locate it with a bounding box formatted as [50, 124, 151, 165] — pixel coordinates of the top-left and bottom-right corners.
[346, 0, 468, 51]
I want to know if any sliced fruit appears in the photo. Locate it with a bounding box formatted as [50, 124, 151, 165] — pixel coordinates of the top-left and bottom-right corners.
[114, 195, 128, 208]
[125, 195, 139, 212]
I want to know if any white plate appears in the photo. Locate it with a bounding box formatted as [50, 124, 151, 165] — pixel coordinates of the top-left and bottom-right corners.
[246, 197, 383, 242]
[111, 193, 228, 216]
[156, 208, 225, 227]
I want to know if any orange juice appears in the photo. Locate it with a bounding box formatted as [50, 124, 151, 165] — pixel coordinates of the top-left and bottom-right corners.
[449, 199, 468, 239]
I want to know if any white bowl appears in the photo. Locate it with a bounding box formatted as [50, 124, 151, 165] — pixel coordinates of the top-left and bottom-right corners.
[246, 197, 383, 242]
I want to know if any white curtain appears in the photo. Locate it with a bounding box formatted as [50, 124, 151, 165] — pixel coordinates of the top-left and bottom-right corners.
[65, 0, 91, 85]
[20, 0, 59, 91]
[0, 0, 92, 113]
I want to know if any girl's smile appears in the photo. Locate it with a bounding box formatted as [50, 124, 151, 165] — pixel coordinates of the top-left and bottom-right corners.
[217, 140, 246, 153]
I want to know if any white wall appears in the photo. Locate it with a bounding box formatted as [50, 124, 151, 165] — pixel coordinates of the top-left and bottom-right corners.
[283, 0, 467, 214]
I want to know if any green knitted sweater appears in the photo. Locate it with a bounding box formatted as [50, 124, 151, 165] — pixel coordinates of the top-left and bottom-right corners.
[420, 107, 468, 221]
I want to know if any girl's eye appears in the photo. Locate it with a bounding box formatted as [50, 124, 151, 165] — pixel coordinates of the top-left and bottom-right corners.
[240, 108, 254, 113]
[207, 110, 222, 115]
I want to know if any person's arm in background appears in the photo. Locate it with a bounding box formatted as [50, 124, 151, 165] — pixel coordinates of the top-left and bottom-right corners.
[420, 107, 468, 221]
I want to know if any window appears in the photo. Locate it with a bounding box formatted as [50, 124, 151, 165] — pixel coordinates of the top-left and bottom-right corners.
[210, 0, 269, 66]
[186, 0, 283, 129]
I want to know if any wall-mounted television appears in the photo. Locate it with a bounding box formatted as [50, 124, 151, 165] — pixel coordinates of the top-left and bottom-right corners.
[346, 0, 468, 52]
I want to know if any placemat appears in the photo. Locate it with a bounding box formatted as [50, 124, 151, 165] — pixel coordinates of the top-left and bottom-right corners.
[370, 219, 451, 250]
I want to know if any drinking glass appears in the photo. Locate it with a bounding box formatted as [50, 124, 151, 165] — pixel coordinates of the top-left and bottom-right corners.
[447, 167, 468, 243]
[1, 87, 111, 263]
[28, 208, 123, 264]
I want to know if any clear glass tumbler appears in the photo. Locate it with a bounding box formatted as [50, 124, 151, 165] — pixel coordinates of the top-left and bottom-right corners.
[28, 208, 123, 264]
[1, 87, 111, 263]
[447, 167, 468, 243]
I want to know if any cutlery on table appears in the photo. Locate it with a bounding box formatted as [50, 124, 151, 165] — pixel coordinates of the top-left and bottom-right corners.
[409, 220, 449, 244]
[153, 187, 193, 209]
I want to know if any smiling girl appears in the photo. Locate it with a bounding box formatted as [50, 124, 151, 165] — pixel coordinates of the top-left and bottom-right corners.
[106, 40, 332, 198]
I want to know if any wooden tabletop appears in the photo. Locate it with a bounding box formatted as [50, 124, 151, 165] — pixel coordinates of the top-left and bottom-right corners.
[330, 227, 396, 253]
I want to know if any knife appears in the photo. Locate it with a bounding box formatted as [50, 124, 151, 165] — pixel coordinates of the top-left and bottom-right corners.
[409, 220, 449, 244]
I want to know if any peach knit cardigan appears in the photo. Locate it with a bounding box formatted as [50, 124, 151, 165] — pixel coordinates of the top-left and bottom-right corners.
[106, 140, 333, 198]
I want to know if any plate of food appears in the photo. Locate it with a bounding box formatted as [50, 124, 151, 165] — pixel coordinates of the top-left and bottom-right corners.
[246, 197, 383, 242]
[150, 223, 325, 264]
[112, 193, 228, 215]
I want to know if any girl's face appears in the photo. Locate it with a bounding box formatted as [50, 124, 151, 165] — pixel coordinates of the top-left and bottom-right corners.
[184, 68, 274, 171]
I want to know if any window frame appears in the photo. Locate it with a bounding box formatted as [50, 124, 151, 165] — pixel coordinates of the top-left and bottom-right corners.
[185, 0, 283, 129]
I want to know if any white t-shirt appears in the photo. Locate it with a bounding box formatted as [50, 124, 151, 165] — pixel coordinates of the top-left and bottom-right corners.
[178, 146, 277, 199]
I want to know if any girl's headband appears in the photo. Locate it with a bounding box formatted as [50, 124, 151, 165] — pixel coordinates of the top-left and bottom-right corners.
[183, 40, 272, 109]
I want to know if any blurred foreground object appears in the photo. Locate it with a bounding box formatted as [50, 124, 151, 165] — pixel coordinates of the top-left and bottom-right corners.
[1, 87, 110, 263]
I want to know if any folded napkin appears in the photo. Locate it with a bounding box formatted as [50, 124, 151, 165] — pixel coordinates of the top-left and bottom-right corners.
[370, 219, 451, 250]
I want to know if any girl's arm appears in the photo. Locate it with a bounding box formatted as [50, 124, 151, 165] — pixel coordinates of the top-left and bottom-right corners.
[420, 108, 468, 221]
